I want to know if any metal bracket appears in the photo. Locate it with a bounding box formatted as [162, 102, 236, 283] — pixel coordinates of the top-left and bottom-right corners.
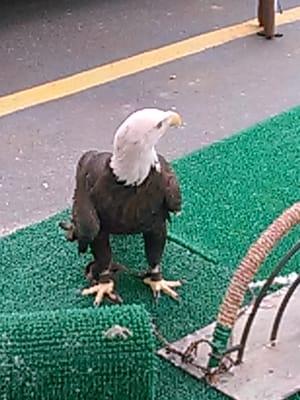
[158, 286, 300, 400]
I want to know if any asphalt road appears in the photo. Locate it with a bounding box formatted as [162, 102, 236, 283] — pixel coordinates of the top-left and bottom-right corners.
[1, 0, 300, 234]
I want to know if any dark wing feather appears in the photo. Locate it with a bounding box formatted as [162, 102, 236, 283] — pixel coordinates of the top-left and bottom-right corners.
[72, 151, 101, 253]
[159, 155, 182, 214]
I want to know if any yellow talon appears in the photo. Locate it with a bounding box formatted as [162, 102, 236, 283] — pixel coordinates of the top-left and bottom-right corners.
[82, 280, 120, 306]
[143, 278, 182, 300]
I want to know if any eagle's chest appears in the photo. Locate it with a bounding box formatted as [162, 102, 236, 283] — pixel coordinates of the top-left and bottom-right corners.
[98, 176, 166, 234]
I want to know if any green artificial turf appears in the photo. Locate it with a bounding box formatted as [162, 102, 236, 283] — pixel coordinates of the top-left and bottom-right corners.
[0, 212, 226, 400]
[1, 105, 300, 399]
[162, 105, 300, 400]
[0, 306, 155, 400]
[170, 105, 300, 281]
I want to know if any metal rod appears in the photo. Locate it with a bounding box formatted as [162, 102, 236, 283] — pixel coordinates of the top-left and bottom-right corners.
[270, 273, 300, 343]
[236, 240, 300, 364]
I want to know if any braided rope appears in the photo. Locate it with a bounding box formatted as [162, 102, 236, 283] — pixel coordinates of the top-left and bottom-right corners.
[217, 202, 300, 329]
[208, 202, 300, 369]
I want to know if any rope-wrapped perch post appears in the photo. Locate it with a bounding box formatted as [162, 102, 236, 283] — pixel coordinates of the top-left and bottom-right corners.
[208, 202, 300, 369]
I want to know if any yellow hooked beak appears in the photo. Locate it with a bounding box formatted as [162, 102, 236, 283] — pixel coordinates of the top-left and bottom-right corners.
[167, 111, 183, 127]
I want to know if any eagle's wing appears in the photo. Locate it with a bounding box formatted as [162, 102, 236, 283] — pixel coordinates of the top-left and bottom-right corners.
[72, 151, 101, 253]
[159, 155, 182, 214]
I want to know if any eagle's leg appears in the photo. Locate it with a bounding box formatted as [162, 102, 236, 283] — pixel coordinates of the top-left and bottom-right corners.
[85, 261, 125, 283]
[82, 232, 122, 306]
[142, 227, 182, 301]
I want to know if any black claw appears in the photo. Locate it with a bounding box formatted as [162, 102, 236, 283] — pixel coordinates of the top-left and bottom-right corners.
[75, 288, 83, 297]
[59, 221, 70, 230]
[109, 293, 123, 304]
[169, 294, 180, 303]
[59, 220, 76, 241]
[154, 291, 161, 304]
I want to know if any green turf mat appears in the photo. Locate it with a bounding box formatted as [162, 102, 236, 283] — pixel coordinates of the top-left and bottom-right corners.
[2, 212, 297, 399]
[0, 306, 155, 400]
[170, 105, 300, 279]
[0, 210, 234, 399]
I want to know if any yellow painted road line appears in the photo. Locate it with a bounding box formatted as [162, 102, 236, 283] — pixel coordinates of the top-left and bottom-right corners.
[1, 6, 300, 119]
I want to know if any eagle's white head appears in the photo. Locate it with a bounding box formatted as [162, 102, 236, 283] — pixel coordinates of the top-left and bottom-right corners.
[110, 108, 182, 186]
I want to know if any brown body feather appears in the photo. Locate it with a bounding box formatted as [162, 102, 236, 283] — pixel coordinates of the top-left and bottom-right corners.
[70, 150, 181, 280]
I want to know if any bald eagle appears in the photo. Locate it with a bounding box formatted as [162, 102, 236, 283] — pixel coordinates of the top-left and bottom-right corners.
[60, 108, 183, 305]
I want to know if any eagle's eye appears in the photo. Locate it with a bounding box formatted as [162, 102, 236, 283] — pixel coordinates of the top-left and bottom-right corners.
[156, 121, 163, 129]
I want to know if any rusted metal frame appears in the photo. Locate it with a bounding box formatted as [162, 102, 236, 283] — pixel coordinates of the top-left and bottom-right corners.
[270, 273, 300, 344]
[236, 240, 300, 364]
